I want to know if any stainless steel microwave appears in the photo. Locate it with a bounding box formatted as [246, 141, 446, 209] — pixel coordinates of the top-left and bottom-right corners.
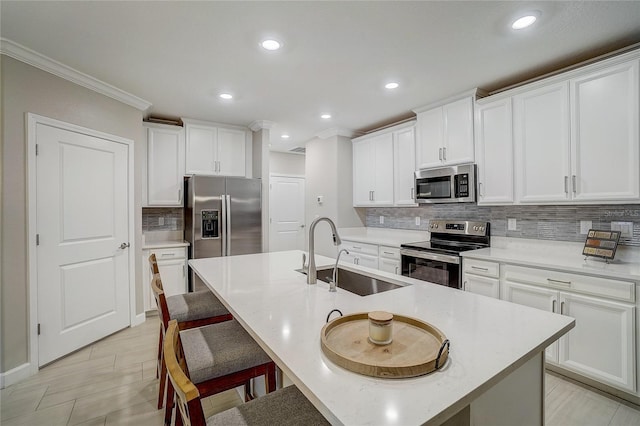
[414, 164, 476, 204]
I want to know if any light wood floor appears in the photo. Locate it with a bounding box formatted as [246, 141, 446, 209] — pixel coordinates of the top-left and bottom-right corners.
[2, 316, 640, 425]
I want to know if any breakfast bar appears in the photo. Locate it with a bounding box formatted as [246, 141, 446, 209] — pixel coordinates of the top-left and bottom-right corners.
[190, 250, 575, 425]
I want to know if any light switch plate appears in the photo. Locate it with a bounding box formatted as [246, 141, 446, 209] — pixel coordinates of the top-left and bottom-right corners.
[158, 217, 165, 226]
[415, 216, 420, 226]
[507, 218, 517, 231]
[611, 221, 633, 237]
[379, 215, 384, 224]
[580, 220, 592, 234]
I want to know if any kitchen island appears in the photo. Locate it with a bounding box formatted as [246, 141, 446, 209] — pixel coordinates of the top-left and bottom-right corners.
[190, 250, 574, 425]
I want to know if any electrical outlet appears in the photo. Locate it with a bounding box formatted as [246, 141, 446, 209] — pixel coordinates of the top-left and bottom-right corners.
[158, 217, 165, 226]
[415, 216, 420, 226]
[379, 215, 384, 224]
[507, 218, 517, 231]
[316, 195, 323, 205]
[611, 221, 633, 237]
[580, 220, 592, 234]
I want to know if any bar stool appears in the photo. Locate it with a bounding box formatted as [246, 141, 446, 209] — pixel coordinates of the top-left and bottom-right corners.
[152, 274, 277, 425]
[149, 254, 233, 410]
[164, 319, 329, 426]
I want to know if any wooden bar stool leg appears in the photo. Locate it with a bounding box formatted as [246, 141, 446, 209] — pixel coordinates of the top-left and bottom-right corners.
[157, 349, 167, 409]
[165, 378, 175, 426]
[157, 323, 163, 379]
[266, 362, 277, 393]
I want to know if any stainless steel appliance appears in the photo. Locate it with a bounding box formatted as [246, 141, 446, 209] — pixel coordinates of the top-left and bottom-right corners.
[400, 220, 489, 289]
[414, 164, 476, 204]
[184, 175, 262, 291]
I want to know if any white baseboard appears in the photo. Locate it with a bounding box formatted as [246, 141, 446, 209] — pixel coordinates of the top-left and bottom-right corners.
[131, 312, 146, 327]
[0, 362, 34, 389]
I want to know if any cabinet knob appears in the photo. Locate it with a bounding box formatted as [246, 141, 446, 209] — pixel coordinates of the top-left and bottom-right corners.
[119, 242, 130, 249]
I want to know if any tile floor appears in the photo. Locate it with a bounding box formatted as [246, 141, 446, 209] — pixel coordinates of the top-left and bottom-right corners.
[2, 316, 640, 425]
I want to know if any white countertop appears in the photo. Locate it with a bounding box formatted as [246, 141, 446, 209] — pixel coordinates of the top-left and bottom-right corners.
[338, 227, 428, 247]
[189, 250, 574, 425]
[462, 237, 640, 281]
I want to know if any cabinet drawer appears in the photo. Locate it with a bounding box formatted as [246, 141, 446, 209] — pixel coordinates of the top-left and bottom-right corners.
[149, 247, 187, 261]
[378, 246, 400, 260]
[463, 258, 499, 278]
[341, 240, 378, 256]
[379, 258, 401, 275]
[502, 264, 635, 303]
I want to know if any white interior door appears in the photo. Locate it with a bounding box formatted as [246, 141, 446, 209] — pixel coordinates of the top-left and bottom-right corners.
[269, 176, 305, 252]
[36, 123, 130, 366]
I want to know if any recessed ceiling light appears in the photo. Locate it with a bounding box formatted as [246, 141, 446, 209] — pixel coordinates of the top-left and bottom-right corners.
[321, 114, 331, 119]
[281, 134, 290, 139]
[219, 93, 233, 100]
[261, 39, 281, 51]
[511, 15, 537, 30]
[385, 82, 399, 89]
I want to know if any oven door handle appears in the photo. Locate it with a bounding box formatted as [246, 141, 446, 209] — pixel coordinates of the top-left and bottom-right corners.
[400, 249, 460, 265]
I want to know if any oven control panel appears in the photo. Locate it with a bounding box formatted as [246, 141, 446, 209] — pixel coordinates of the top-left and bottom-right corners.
[429, 220, 488, 236]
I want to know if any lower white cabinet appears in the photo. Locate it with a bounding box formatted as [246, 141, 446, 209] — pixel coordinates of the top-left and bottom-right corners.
[142, 246, 188, 311]
[501, 267, 636, 393]
[462, 258, 500, 298]
[378, 245, 401, 275]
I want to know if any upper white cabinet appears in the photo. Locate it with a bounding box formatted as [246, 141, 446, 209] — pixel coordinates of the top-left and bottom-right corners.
[393, 125, 417, 206]
[184, 119, 247, 177]
[475, 98, 514, 205]
[514, 82, 571, 203]
[352, 131, 395, 206]
[144, 123, 185, 207]
[505, 55, 640, 204]
[414, 92, 476, 169]
[570, 60, 639, 202]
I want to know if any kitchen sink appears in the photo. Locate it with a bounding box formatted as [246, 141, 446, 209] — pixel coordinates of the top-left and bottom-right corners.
[300, 267, 407, 296]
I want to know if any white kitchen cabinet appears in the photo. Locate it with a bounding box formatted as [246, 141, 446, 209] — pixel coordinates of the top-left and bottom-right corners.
[184, 120, 247, 177]
[393, 125, 417, 206]
[415, 95, 475, 169]
[142, 246, 188, 312]
[501, 280, 559, 362]
[378, 245, 401, 275]
[558, 292, 636, 392]
[512, 58, 640, 204]
[352, 133, 394, 206]
[570, 60, 639, 202]
[340, 240, 379, 270]
[463, 258, 500, 299]
[501, 264, 636, 392]
[144, 123, 185, 207]
[475, 98, 514, 205]
[513, 82, 571, 203]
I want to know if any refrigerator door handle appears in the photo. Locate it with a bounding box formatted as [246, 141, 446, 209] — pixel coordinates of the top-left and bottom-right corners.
[226, 194, 232, 255]
[221, 195, 227, 256]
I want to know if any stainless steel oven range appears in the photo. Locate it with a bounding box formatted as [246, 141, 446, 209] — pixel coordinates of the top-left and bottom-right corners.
[400, 220, 490, 289]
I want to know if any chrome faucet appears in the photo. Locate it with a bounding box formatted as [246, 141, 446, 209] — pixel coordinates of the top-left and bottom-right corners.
[329, 249, 349, 292]
[307, 217, 342, 284]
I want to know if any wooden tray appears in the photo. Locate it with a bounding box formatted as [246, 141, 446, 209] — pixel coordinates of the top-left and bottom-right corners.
[320, 312, 449, 378]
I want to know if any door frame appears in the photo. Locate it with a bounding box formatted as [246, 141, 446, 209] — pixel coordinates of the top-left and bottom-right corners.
[26, 113, 136, 373]
[268, 173, 306, 252]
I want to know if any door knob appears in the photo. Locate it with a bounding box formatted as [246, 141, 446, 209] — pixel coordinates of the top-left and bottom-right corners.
[119, 242, 130, 249]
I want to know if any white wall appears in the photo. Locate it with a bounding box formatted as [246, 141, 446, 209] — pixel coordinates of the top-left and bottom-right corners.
[269, 151, 305, 176]
[1, 56, 145, 373]
[305, 135, 363, 258]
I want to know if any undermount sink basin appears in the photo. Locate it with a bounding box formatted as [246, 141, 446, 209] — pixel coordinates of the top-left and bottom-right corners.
[312, 267, 407, 296]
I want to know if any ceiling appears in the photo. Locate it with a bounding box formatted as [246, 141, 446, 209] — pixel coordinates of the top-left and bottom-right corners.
[2, 1, 640, 152]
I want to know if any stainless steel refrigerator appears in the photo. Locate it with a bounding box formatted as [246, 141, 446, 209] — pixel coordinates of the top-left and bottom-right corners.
[184, 175, 262, 291]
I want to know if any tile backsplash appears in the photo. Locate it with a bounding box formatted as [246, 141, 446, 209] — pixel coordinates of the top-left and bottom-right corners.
[142, 208, 183, 232]
[363, 204, 640, 246]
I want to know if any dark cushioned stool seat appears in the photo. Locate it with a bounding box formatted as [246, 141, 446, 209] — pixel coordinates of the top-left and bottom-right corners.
[166, 290, 229, 323]
[206, 385, 330, 426]
[181, 320, 272, 384]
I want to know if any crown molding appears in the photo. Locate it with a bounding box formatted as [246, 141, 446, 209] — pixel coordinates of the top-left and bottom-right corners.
[0, 38, 152, 111]
[315, 127, 358, 140]
[248, 120, 275, 131]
